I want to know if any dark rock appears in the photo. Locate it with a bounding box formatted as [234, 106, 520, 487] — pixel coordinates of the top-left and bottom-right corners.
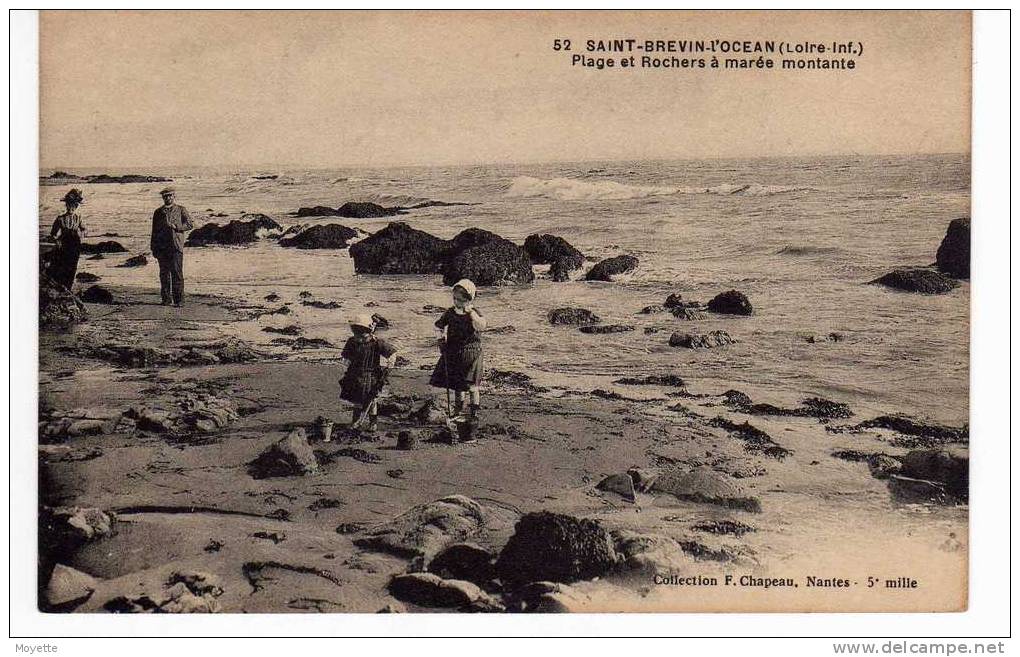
[80, 285, 114, 304]
[707, 290, 753, 315]
[337, 202, 403, 218]
[870, 268, 959, 294]
[117, 254, 149, 268]
[627, 468, 658, 492]
[898, 448, 968, 501]
[264, 293, 280, 301]
[663, 293, 686, 310]
[614, 374, 686, 387]
[669, 330, 735, 349]
[709, 417, 792, 460]
[301, 299, 343, 309]
[350, 222, 449, 275]
[78, 173, 171, 184]
[262, 325, 302, 336]
[441, 233, 535, 287]
[295, 206, 343, 217]
[579, 324, 634, 334]
[856, 414, 969, 447]
[387, 573, 503, 611]
[186, 214, 282, 246]
[269, 336, 336, 350]
[548, 307, 600, 325]
[671, 307, 708, 320]
[549, 257, 576, 282]
[584, 255, 638, 281]
[523, 234, 584, 270]
[936, 217, 970, 278]
[495, 511, 618, 587]
[396, 431, 419, 450]
[691, 520, 756, 537]
[639, 304, 668, 314]
[723, 391, 852, 420]
[428, 543, 497, 587]
[79, 241, 128, 254]
[248, 428, 318, 479]
[278, 224, 360, 249]
[75, 272, 101, 283]
[354, 495, 488, 559]
[39, 275, 87, 329]
[596, 473, 636, 502]
[651, 467, 762, 512]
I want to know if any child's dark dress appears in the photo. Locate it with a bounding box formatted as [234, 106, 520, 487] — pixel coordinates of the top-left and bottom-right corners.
[430, 307, 484, 391]
[339, 334, 396, 404]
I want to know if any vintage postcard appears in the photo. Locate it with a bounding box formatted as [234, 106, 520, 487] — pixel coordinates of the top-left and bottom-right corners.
[36, 10, 971, 615]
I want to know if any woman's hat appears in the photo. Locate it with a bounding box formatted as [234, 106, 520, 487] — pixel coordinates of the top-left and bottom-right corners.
[349, 313, 375, 329]
[61, 188, 84, 204]
[452, 279, 477, 300]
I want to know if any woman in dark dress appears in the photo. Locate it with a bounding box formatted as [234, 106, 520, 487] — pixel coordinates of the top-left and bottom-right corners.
[339, 313, 397, 431]
[48, 188, 87, 289]
[429, 279, 487, 418]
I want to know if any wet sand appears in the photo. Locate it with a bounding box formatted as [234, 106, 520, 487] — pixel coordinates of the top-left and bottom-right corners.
[38, 286, 968, 613]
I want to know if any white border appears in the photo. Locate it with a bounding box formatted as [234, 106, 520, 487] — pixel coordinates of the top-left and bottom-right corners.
[6, 5, 1012, 645]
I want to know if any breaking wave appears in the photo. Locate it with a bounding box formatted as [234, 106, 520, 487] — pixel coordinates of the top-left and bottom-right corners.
[506, 176, 813, 201]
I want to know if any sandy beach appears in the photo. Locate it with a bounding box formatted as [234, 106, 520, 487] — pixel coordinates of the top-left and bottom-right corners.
[39, 282, 968, 613]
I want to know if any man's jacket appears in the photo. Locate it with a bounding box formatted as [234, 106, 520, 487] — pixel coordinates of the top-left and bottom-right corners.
[150, 204, 195, 256]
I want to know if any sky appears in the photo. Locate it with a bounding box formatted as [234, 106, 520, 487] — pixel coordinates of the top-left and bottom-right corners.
[40, 10, 971, 168]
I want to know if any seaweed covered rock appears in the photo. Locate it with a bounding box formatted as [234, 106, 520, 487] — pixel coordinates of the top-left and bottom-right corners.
[584, 255, 639, 282]
[495, 511, 618, 587]
[387, 573, 502, 611]
[79, 285, 114, 304]
[707, 290, 753, 315]
[441, 236, 535, 287]
[248, 428, 317, 479]
[870, 268, 959, 294]
[897, 448, 968, 501]
[578, 324, 634, 334]
[337, 202, 402, 218]
[117, 254, 149, 267]
[523, 234, 584, 270]
[349, 222, 449, 274]
[936, 217, 970, 279]
[295, 205, 344, 217]
[549, 257, 577, 282]
[79, 241, 128, 255]
[669, 330, 735, 349]
[548, 307, 600, 325]
[40, 275, 87, 329]
[278, 224, 361, 249]
[185, 214, 282, 246]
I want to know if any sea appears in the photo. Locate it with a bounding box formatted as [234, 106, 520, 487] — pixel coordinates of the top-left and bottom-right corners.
[39, 153, 970, 425]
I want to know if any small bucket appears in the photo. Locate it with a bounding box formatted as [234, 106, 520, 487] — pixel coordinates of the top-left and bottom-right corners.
[316, 417, 335, 443]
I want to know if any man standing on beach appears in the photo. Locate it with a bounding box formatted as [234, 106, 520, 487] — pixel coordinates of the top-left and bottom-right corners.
[150, 187, 195, 306]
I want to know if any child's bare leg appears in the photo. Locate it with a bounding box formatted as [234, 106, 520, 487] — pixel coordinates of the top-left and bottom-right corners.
[454, 390, 465, 415]
[469, 386, 481, 416]
[367, 399, 379, 430]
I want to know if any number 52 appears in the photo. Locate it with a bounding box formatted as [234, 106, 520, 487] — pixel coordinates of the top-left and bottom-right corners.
[553, 39, 572, 51]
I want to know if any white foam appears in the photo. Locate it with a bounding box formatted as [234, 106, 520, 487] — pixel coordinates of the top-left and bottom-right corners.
[505, 176, 811, 201]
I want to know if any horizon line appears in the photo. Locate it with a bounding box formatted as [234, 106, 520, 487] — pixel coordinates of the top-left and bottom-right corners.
[39, 150, 971, 173]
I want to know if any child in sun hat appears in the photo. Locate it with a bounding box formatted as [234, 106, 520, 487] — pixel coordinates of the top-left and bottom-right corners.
[339, 313, 397, 431]
[429, 279, 487, 418]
